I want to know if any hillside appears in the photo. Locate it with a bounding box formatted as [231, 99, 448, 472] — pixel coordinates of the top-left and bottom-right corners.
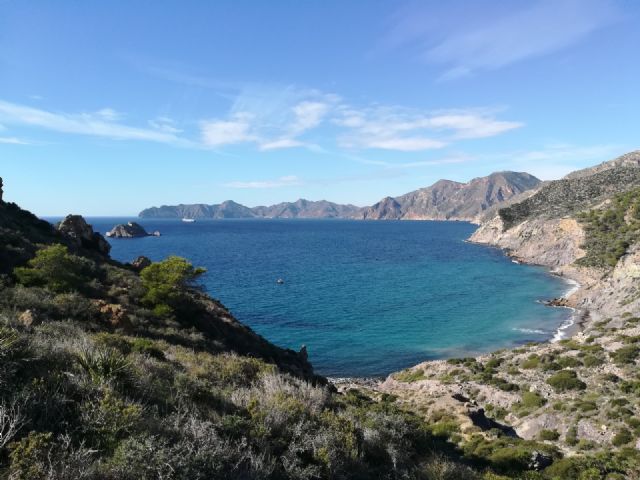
[139, 171, 540, 223]
[0, 178, 531, 480]
[356, 151, 640, 476]
[4, 169, 640, 478]
[359, 171, 541, 222]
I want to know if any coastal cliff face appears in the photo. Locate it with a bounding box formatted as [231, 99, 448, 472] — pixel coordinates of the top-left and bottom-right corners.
[470, 151, 640, 318]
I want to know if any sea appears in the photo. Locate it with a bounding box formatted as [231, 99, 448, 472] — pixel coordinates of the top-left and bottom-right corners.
[65, 218, 574, 377]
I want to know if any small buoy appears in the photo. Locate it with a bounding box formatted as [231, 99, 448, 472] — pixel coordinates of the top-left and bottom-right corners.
[276, 278, 284, 284]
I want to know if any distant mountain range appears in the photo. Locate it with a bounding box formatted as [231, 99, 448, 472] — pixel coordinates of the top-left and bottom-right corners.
[138, 171, 541, 222]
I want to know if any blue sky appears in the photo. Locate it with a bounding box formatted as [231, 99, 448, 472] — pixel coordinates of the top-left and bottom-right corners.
[0, 0, 638, 215]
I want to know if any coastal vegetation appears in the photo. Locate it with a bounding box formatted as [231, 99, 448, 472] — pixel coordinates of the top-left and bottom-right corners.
[576, 187, 640, 268]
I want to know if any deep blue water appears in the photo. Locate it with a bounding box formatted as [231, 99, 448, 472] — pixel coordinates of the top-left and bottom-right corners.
[59, 218, 571, 377]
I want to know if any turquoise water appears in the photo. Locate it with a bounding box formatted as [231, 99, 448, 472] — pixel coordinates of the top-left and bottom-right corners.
[79, 218, 571, 377]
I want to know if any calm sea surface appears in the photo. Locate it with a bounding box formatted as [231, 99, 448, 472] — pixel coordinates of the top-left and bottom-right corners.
[65, 218, 571, 377]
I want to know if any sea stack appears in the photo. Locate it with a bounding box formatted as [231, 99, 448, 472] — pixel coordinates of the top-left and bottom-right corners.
[106, 221, 160, 238]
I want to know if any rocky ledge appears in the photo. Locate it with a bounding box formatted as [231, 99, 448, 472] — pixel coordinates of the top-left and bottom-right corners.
[106, 221, 160, 238]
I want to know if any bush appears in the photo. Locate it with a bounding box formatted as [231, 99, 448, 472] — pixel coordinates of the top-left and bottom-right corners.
[610, 345, 640, 365]
[140, 256, 206, 316]
[394, 368, 426, 383]
[582, 355, 604, 367]
[546, 370, 586, 393]
[520, 391, 546, 409]
[13, 244, 95, 293]
[539, 429, 560, 441]
[612, 428, 634, 447]
[76, 347, 132, 385]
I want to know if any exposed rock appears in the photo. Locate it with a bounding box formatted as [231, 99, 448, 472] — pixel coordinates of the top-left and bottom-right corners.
[359, 172, 541, 222]
[298, 345, 308, 361]
[18, 309, 40, 328]
[130, 255, 152, 271]
[106, 222, 157, 238]
[93, 299, 132, 330]
[529, 451, 553, 471]
[57, 215, 111, 255]
[0, 176, 3, 203]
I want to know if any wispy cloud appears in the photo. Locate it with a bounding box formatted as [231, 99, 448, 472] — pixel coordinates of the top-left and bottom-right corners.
[224, 175, 302, 189]
[382, 0, 620, 79]
[335, 106, 521, 151]
[0, 100, 190, 145]
[0, 136, 29, 145]
[0, 86, 521, 153]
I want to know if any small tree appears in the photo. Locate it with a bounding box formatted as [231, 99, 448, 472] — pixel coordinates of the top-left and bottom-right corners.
[14, 244, 93, 293]
[140, 256, 206, 316]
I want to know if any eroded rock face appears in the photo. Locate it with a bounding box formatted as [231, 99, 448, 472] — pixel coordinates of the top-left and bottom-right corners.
[57, 215, 111, 255]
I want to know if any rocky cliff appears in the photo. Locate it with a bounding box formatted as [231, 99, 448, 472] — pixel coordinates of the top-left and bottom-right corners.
[470, 150, 640, 319]
[359, 171, 541, 222]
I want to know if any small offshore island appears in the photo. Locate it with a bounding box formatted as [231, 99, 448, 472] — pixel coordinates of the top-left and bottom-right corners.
[106, 221, 160, 238]
[2, 151, 640, 478]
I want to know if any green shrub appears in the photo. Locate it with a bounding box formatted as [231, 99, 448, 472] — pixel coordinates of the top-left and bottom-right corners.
[76, 347, 131, 385]
[13, 244, 95, 293]
[556, 356, 582, 368]
[582, 354, 604, 367]
[520, 391, 546, 409]
[539, 429, 560, 441]
[546, 370, 586, 393]
[8, 431, 54, 480]
[611, 345, 640, 365]
[612, 428, 634, 447]
[140, 256, 206, 316]
[521, 354, 540, 369]
[576, 188, 640, 268]
[394, 368, 426, 383]
[565, 426, 578, 446]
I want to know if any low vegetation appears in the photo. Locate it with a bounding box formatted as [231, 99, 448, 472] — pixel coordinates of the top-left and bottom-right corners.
[577, 187, 640, 268]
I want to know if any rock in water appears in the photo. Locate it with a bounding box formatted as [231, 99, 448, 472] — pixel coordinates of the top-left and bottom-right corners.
[106, 222, 154, 238]
[57, 214, 111, 255]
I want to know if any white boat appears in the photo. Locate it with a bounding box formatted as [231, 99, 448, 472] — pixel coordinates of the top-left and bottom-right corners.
[182, 218, 196, 223]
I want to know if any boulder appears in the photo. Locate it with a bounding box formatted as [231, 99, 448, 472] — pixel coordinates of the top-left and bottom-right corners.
[106, 222, 156, 238]
[93, 299, 132, 330]
[57, 215, 111, 255]
[130, 256, 152, 271]
[18, 309, 41, 328]
[528, 451, 553, 471]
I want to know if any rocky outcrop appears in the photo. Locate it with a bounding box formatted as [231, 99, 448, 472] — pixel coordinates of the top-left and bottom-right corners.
[361, 197, 403, 220]
[57, 215, 111, 255]
[106, 222, 159, 238]
[358, 171, 541, 222]
[130, 255, 152, 271]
